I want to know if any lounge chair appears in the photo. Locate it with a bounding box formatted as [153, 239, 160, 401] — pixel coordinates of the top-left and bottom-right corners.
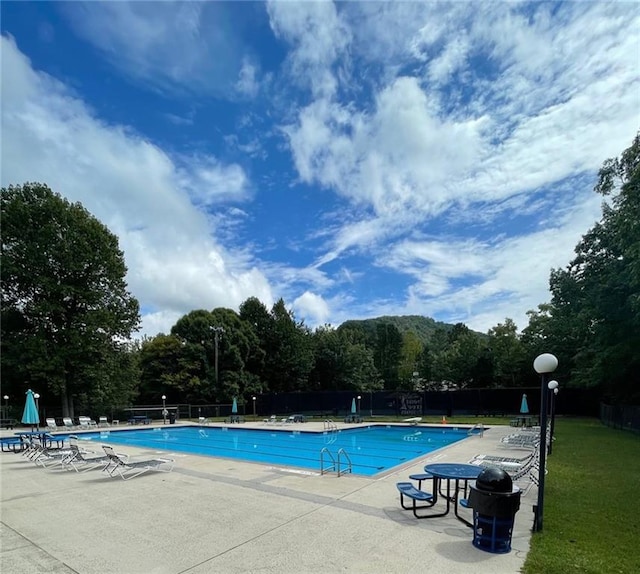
[63, 443, 124, 473]
[78, 416, 97, 429]
[472, 450, 536, 464]
[31, 443, 77, 468]
[63, 417, 76, 430]
[263, 415, 277, 424]
[45, 418, 59, 430]
[98, 416, 110, 428]
[403, 417, 423, 425]
[102, 445, 174, 480]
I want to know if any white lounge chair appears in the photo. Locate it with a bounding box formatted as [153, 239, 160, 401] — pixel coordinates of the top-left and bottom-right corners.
[63, 417, 76, 430]
[263, 415, 277, 424]
[102, 445, 174, 480]
[98, 416, 110, 428]
[78, 416, 97, 429]
[403, 417, 422, 426]
[45, 418, 59, 431]
[63, 443, 123, 473]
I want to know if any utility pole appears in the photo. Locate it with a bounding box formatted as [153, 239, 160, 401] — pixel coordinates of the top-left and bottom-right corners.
[211, 326, 225, 384]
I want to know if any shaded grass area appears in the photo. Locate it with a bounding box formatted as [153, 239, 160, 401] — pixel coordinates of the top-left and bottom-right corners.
[522, 418, 640, 574]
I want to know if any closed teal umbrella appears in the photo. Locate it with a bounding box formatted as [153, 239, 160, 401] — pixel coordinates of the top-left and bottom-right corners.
[232, 397, 238, 414]
[351, 398, 357, 414]
[520, 394, 529, 414]
[21, 389, 40, 430]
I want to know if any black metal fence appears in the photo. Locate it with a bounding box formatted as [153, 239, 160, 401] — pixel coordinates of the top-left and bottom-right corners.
[600, 403, 640, 434]
[34, 387, 603, 425]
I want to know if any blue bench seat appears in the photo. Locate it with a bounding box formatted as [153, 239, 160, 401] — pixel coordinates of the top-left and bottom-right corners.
[1, 437, 26, 453]
[396, 481, 436, 518]
[408, 472, 432, 490]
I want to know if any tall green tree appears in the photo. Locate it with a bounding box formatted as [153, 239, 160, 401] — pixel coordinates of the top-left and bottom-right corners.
[546, 133, 640, 401]
[487, 318, 526, 387]
[373, 322, 403, 389]
[263, 299, 314, 392]
[1, 183, 140, 416]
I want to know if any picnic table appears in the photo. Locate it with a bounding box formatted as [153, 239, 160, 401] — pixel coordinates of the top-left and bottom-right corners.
[128, 416, 152, 425]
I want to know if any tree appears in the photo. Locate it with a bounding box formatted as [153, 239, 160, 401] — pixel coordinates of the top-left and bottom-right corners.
[309, 325, 380, 391]
[374, 322, 403, 389]
[262, 299, 314, 392]
[487, 318, 526, 387]
[551, 134, 640, 401]
[530, 132, 640, 401]
[397, 332, 423, 389]
[1, 183, 140, 416]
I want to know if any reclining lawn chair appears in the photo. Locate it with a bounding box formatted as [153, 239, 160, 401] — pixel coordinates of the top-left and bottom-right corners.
[63, 443, 125, 473]
[45, 418, 59, 431]
[102, 445, 174, 480]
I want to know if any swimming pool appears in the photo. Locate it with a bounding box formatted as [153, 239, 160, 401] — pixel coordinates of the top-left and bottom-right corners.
[77, 425, 477, 476]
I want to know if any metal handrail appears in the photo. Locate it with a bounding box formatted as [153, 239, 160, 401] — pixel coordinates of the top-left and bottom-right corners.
[323, 419, 338, 432]
[468, 423, 485, 437]
[337, 448, 352, 477]
[320, 447, 336, 475]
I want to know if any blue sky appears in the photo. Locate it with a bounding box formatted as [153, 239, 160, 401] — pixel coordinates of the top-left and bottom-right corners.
[2, 1, 639, 338]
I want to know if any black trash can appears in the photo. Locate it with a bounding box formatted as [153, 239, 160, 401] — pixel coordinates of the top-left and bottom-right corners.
[169, 412, 176, 424]
[467, 467, 521, 554]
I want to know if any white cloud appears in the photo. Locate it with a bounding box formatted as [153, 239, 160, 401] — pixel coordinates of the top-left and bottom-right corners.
[62, 2, 249, 97]
[292, 291, 330, 327]
[0, 35, 273, 337]
[267, 0, 351, 98]
[235, 57, 260, 98]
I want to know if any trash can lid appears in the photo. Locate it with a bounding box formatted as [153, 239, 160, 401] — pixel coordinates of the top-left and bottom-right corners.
[475, 467, 513, 493]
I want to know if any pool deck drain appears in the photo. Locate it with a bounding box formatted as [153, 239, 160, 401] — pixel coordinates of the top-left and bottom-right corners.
[1, 421, 534, 573]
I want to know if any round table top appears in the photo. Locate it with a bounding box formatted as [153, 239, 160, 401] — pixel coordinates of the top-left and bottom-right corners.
[424, 463, 483, 480]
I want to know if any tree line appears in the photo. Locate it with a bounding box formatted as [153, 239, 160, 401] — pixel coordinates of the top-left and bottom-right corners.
[2, 133, 638, 416]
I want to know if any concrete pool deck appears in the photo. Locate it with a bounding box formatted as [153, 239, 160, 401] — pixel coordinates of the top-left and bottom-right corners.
[1, 421, 536, 573]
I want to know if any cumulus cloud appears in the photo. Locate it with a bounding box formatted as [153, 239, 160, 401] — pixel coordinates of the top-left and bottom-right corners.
[1, 35, 273, 337]
[292, 291, 330, 327]
[273, 1, 639, 332]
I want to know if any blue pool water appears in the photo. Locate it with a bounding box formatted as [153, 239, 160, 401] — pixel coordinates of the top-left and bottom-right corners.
[76, 425, 477, 476]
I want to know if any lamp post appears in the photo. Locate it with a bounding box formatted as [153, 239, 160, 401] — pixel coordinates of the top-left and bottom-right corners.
[252, 396, 256, 418]
[162, 395, 167, 425]
[33, 393, 40, 430]
[210, 326, 225, 384]
[357, 395, 361, 414]
[533, 353, 558, 532]
[547, 381, 559, 455]
[3, 395, 8, 420]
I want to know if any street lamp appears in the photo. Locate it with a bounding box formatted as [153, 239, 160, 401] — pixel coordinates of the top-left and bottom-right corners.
[357, 395, 361, 414]
[210, 326, 225, 384]
[533, 352, 558, 532]
[33, 393, 40, 430]
[3, 395, 8, 420]
[162, 395, 167, 425]
[252, 396, 256, 418]
[547, 380, 559, 455]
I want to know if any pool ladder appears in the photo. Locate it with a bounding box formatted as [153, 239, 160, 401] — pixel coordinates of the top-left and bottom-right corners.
[323, 419, 338, 432]
[468, 423, 485, 437]
[320, 447, 352, 477]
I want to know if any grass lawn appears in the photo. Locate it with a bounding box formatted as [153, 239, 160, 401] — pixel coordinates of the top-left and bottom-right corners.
[522, 418, 640, 574]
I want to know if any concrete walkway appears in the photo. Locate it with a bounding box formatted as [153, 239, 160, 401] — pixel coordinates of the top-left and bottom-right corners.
[0, 422, 535, 573]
